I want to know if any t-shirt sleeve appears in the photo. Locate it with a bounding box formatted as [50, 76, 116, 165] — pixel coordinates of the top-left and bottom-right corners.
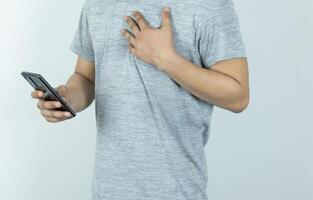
[70, 2, 95, 62]
[196, 0, 247, 68]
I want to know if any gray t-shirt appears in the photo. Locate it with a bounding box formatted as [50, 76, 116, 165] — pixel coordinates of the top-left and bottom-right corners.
[70, 0, 247, 199]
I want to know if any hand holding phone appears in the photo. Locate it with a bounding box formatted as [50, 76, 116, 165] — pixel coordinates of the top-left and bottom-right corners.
[22, 71, 76, 122]
[33, 85, 75, 122]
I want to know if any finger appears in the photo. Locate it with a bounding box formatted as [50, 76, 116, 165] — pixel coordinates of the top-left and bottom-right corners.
[124, 15, 140, 36]
[45, 117, 60, 123]
[122, 29, 137, 47]
[41, 109, 72, 119]
[56, 85, 68, 97]
[59, 86, 68, 97]
[128, 43, 136, 54]
[31, 90, 44, 99]
[161, 7, 171, 29]
[132, 11, 150, 30]
[37, 100, 62, 110]
[45, 117, 68, 123]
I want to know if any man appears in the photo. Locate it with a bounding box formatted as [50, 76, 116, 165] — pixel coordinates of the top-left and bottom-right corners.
[31, 0, 249, 199]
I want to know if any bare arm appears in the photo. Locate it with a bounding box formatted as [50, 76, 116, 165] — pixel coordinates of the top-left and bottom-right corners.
[155, 53, 250, 113]
[66, 56, 95, 113]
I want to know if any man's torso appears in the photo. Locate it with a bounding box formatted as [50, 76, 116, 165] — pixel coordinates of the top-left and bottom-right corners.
[88, 0, 214, 199]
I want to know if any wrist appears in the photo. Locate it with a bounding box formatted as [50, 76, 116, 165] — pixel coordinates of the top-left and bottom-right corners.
[65, 85, 79, 113]
[153, 51, 186, 73]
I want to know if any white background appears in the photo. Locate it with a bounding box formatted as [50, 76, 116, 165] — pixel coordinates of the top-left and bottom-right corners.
[1, 0, 312, 199]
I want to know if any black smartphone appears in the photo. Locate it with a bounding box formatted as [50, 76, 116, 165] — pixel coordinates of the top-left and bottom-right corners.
[21, 71, 76, 117]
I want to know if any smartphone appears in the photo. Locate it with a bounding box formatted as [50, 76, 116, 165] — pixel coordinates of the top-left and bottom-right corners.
[21, 71, 76, 117]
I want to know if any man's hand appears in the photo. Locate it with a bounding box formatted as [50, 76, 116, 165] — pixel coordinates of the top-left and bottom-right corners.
[121, 7, 177, 68]
[31, 85, 74, 123]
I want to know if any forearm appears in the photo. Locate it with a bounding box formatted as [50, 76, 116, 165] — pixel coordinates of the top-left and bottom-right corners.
[65, 72, 95, 113]
[155, 53, 247, 112]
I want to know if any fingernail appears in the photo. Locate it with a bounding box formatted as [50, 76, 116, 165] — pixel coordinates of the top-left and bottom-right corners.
[164, 6, 170, 12]
[55, 102, 61, 107]
[65, 112, 71, 117]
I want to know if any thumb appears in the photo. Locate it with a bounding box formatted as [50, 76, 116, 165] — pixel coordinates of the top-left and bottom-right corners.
[56, 85, 68, 97]
[161, 6, 171, 29]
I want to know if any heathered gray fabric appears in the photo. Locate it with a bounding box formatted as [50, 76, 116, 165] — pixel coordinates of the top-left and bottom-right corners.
[70, 0, 247, 199]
